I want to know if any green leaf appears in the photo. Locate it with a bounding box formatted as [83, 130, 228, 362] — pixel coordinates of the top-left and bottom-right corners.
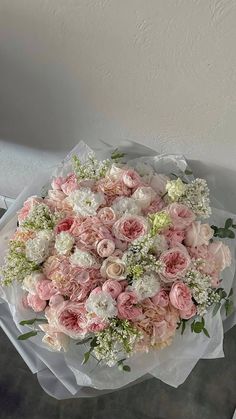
[181, 320, 187, 335]
[225, 300, 234, 317]
[191, 321, 195, 333]
[226, 230, 235, 239]
[117, 358, 126, 366]
[111, 149, 125, 161]
[185, 169, 193, 175]
[76, 337, 92, 345]
[228, 288, 233, 297]
[225, 218, 233, 229]
[122, 365, 131, 372]
[211, 225, 218, 232]
[90, 337, 99, 348]
[217, 228, 227, 238]
[82, 351, 91, 365]
[19, 318, 47, 326]
[193, 321, 203, 333]
[17, 331, 38, 340]
[201, 317, 205, 327]
[212, 302, 221, 316]
[232, 224, 236, 229]
[203, 328, 210, 338]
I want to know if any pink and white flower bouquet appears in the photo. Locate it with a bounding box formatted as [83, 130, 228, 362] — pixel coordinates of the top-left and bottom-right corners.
[0, 141, 235, 390]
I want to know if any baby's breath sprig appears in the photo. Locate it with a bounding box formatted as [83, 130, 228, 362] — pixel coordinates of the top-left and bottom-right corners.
[21, 204, 56, 231]
[72, 155, 111, 180]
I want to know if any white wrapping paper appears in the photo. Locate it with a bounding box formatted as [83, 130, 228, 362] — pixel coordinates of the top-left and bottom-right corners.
[0, 140, 235, 398]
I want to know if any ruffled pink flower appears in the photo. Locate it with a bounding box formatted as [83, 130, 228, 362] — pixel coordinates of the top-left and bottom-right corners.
[102, 280, 123, 299]
[152, 290, 169, 307]
[113, 215, 148, 242]
[49, 295, 65, 307]
[18, 196, 43, 223]
[70, 217, 112, 250]
[55, 217, 75, 234]
[27, 293, 47, 312]
[169, 281, 193, 311]
[97, 207, 117, 226]
[143, 197, 165, 215]
[45, 190, 72, 213]
[87, 316, 108, 333]
[160, 246, 191, 282]
[46, 300, 88, 339]
[164, 228, 185, 248]
[167, 203, 196, 230]
[122, 169, 142, 189]
[35, 279, 58, 301]
[61, 173, 79, 195]
[117, 291, 142, 320]
[97, 239, 115, 258]
[179, 302, 197, 319]
[97, 177, 131, 198]
[51, 177, 64, 190]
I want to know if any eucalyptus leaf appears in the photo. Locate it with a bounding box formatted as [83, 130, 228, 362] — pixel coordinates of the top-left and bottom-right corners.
[225, 218, 233, 229]
[181, 320, 187, 335]
[226, 230, 235, 239]
[17, 331, 38, 340]
[82, 351, 91, 365]
[217, 228, 227, 238]
[212, 302, 221, 316]
[225, 300, 234, 317]
[203, 328, 210, 338]
[90, 337, 99, 348]
[193, 321, 203, 333]
[122, 365, 131, 372]
[19, 318, 47, 326]
[76, 337, 92, 345]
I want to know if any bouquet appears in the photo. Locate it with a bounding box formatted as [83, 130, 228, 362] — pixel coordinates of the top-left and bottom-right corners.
[0, 141, 235, 390]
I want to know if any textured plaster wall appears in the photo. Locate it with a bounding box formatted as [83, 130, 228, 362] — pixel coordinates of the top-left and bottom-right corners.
[0, 0, 236, 207]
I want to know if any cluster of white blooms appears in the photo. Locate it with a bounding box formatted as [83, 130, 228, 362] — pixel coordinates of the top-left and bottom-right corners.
[70, 248, 98, 268]
[112, 197, 140, 217]
[166, 178, 187, 201]
[85, 291, 117, 320]
[68, 188, 104, 216]
[179, 178, 211, 218]
[25, 230, 54, 264]
[93, 319, 141, 366]
[55, 232, 75, 255]
[184, 269, 216, 315]
[72, 154, 111, 180]
[21, 203, 56, 230]
[130, 272, 160, 300]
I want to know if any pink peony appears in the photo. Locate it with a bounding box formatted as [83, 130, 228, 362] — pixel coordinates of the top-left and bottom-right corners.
[46, 300, 88, 339]
[185, 221, 214, 247]
[167, 203, 196, 230]
[113, 215, 148, 242]
[87, 316, 108, 333]
[117, 291, 142, 320]
[164, 228, 185, 248]
[169, 281, 193, 311]
[122, 169, 142, 189]
[102, 280, 123, 299]
[35, 279, 58, 301]
[152, 290, 169, 307]
[27, 293, 47, 312]
[179, 302, 197, 319]
[97, 207, 117, 225]
[55, 217, 75, 234]
[61, 173, 79, 195]
[160, 246, 191, 282]
[97, 239, 115, 258]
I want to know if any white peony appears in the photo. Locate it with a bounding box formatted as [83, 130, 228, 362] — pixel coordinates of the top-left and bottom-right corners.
[131, 273, 160, 301]
[68, 188, 104, 216]
[55, 232, 74, 255]
[112, 197, 140, 217]
[25, 230, 54, 264]
[85, 291, 117, 319]
[132, 186, 156, 209]
[70, 248, 98, 268]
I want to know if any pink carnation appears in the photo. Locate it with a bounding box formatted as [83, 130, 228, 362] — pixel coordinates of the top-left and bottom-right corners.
[113, 215, 148, 242]
[143, 197, 165, 215]
[35, 279, 58, 301]
[97, 177, 131, 198]
[160, 246, 191, 282]
[117, 291, 142, 320]
[27, 293, 47, 312]
[167, 203, 196, 230]
[55, 217, 75, 234]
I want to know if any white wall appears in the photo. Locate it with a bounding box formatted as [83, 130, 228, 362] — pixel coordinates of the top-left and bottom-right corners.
[0, 1, 236, 209]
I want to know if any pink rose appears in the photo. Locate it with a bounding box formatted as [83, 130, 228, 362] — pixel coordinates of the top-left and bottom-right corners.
[132, 186, 156, 209]
[18, 196, 43, 223]
[87, 316, 108, 333]
[46, 300, 88, 339]
[113, 215, 148, 242]
[97, 239, 115, 258]
[49, 295, 65, 307]
[100, 256, 126, 280]
[149, 174, 169, 196]
[143, 197, 165, 216]
[169, 281, 193, 311]
[97, 207, 117, 225]
[117, 291, 142, 320]
[35, 279, 58, 301]
[164, 228, 185, 248]
[102, 280, 123, 299]
[27, 293, 47, 312]
[179, 302, 197, 320]
[208, 242, 231, 271]
[160, 246, 191, 282]
[61, 173, 79, 195]
[97, 177, 131, 198]
[45, 190, 70, 212]
[55, 217, 75, 234]
[167, 203, 196, 230]
[185, 221, 214, 247]
[51, 177, 64, 190]
[122, 169, 141, 189]
[152, 290, 169, 307]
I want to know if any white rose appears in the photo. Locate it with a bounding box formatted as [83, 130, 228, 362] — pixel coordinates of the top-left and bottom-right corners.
[100, 256, 127, 280]
[150, 174, 169, 196]
[208, 242, 232, 271]
[70, 248, 98, 268]
[185, 221, 214, 247]
[55, 232, 74, 255]
[22, 272, 46, 294]
[132, 186, 156, 209]
[131, 273, 160, 301]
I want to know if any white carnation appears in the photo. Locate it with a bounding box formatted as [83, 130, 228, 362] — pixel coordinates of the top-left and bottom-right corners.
[85, 291, 117, 319]
[25, 230, 54, 264]
[166, 178, 186, 201]
[70, 248, 98, 268]
[112, 197, 140, 217]
[55, 232, 74, 255]
[68, 188, 104, 216]
[131, 273, 160, 301]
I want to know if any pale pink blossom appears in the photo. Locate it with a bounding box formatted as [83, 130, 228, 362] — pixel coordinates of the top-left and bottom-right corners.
[169, 281, 193, 311]
[164, 228, 185, 248]
[167, 203, 196, 230]
[97, 207, 117, 226]
[51, 177, 64, 190]
[27, 293, 47, 312]
[152, 290, 169, 307]
[61, 173, 79, 195]
[97, 177, 131, 198]
[55, 217, 75, 234]
[97, 239, 115, 258]
[113, 215, 148, 242]
[185, 221, 214, 247]
[117, 291, 142, 320]
[102, 280, 123, 299]
[208, 242, 231, 271]
[160, 246, 191, 282]
[179, 302, 197, 319]
[35, 279, 58, 301]
[122, 169, 142, 189]
[70, 216, 112, 250]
